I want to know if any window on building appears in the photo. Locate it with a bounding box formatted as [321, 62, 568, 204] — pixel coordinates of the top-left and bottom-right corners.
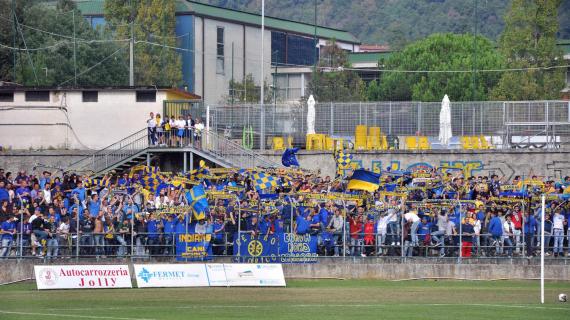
[287, 34, 316, 66]
[271, 32, 287, 66]
[216, 27, 224, 74]
[25, 91, 50, 102]
[0, 91, 14, 102]
[82, 91, 98, 102]
[136, 90, 156, 102]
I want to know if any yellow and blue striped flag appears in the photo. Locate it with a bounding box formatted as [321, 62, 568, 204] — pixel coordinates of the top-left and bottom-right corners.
[347, 169, 381, 192]
[185, 185, 209, 220]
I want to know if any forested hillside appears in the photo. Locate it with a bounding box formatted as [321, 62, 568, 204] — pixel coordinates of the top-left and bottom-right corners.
[200, 0, 570, 46]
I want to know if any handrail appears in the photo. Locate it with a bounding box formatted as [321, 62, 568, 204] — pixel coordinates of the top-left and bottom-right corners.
[66, 127, 281, 175]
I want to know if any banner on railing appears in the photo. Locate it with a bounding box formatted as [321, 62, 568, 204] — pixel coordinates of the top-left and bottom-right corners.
[133, 264, 209, 288]
[34, 265, 132, 290]
[176, 231, 212, 261]
[234, 233, 318, 263]
[206, 263, 286, 287]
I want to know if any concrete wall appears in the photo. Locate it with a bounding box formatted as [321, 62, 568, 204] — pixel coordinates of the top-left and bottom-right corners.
[0, 151, 90, 174]
[1, 258, 568, 284]
[0, 90, 166, 150]
[4, 149, 570, 180]
[262, 149, 570, 180]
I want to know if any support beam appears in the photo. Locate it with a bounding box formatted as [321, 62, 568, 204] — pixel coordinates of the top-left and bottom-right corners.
[183, 152, 188, 173]
[146, 153, 151, 167]
[190, 152, 194, 172]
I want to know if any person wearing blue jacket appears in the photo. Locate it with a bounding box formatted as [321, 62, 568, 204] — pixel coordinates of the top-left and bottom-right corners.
[524, 211, 538, 257]
[488, 211, 503, 255]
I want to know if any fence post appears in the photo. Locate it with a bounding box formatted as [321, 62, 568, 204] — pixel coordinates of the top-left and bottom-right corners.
[330, 101, 334, 136]
[389, 102, 392, 135]
[417, 101, 422, 135]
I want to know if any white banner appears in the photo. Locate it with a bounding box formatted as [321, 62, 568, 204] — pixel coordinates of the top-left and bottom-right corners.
[222, 264, 286, 287]
[34, 265, 132, 290]
[205, 263, 228, 287]
[133, 264, 209, 288]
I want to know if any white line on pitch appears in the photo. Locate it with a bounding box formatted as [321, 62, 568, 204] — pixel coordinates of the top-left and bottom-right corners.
[45, 303, 570, 312]
[0, 310, 157, 320]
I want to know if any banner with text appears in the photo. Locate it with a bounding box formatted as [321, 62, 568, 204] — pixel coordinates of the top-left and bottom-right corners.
[176, 232, 212, 261]
[234, 233, 318, 263]
[34, 265, 132, 290]
[133, 264, 209, 288]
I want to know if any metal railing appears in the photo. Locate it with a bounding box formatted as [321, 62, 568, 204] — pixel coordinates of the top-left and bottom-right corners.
[201, 129, 281, 168]
[66, 129, 149, 175]
[202, 100, 570, 149]
[66, 127, 281, 175]
[2, 231, 567, 261]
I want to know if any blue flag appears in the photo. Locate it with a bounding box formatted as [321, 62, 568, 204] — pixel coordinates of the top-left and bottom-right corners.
[282, 148, 300, 167]
[185, 185, 209, 220]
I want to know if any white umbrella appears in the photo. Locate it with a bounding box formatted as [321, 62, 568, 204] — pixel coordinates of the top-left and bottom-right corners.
[306, 95, 316, 135]
[439, 94, 452, 146]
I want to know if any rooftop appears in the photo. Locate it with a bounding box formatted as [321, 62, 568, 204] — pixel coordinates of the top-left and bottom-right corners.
[74, 0, 359, 44]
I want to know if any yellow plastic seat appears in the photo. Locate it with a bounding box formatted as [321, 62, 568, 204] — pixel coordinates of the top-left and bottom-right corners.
[354, 125, 368, 150]
[470, 136, 481, 149]
[418, 136, 431, 150]
[272, 137, 284, 151]
[461, 136, 473, 150]
[405, 136, 419, 150]
[380, 135, 388, 150]
[366, 135, 381, 150]
[369, 127, 381, 138]
[325, 136, 335, 151]
[479, 135, 492, 149]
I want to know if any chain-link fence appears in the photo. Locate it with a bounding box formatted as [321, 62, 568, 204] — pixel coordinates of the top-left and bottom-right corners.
[185, 100, 570, 149]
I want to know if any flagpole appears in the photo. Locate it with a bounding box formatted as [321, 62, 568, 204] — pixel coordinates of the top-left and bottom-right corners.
[236, 195, 241, 257]
[540, 193, 545, 304]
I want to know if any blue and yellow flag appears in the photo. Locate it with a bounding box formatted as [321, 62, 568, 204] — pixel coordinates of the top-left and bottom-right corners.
[335, 150, 353, 175]
[251, 172, 281, 191]
[347, 169, 381, 192]
[185, 185, 209, 220]
[139, 172, 165, 194]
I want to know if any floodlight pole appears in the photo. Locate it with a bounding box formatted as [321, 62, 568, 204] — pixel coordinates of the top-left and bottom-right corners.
[260, 0, 265, 150]
[540, 194, 545, 304]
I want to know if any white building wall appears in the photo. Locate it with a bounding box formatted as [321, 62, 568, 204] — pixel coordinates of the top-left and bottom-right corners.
[0, 90, 166, 150]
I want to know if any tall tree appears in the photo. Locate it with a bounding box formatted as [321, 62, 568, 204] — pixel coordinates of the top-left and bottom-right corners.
[104, 0, 182, 87]
[491, 0, 565, 100]
[376, 33, 504, 102]
[309, 40, 365, 102]
[0, 0, 128, 86]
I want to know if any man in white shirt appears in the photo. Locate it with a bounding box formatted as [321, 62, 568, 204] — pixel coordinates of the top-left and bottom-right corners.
[154, 193, 170, 210]
[376, 210, 396, 255]
[194, 118, 205, 148]
[404, 210, 421, 246]
[147, 112, 156, 145]
[327, 208, 344, 256]
[502, 214, 515, 257]
[552, 209, 565, 257]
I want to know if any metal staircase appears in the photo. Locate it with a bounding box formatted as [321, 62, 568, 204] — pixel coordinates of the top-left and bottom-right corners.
[66, 128, 281, 177]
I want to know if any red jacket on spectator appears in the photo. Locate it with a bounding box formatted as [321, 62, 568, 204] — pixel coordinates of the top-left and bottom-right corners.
[363, 221, 375, 245]
[348, 216, 363, 240]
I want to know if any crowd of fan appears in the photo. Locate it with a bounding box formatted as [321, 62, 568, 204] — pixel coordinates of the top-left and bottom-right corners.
[1, 166, 570, 259]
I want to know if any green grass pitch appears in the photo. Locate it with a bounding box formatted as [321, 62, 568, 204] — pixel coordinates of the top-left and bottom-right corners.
[0, 279, 569, 319]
